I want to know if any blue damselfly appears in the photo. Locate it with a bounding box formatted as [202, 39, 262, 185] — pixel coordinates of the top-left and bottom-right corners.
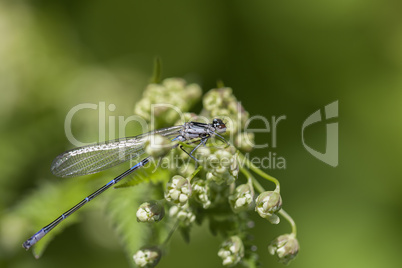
[23, 118, 227, 250]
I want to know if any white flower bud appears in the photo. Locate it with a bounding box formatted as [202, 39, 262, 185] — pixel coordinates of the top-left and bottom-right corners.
[184, 84, 202, 102]
[164, 175, 192, 206]
[205, 149, 236, 185]
[169, 205, 196, 226]
[133, 246, 161, 267]
[136, 201, 165, 223]
[217, 236, 244, 267]
[268, 234, 299, 265]
[228, 184, 254, 212]
[192, 180, 212, 209]
[255, 190, 282, 224]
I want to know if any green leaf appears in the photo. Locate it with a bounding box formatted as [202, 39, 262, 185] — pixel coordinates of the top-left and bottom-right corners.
[104, 184, 153, 266]
[10, 176, 99, 258]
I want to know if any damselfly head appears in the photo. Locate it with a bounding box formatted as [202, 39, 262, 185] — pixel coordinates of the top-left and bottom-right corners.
[212, 118, 227, 133]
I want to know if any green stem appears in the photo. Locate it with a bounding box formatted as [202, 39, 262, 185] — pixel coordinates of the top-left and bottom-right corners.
[240, 167, 262, 192]
[177, 140, 225, 149]
[252, 175, 266, 194]
[278, 209, 297, 236]
[177, 140, 205, 149]
[177, 141, 193, 148]
[150, 57, 162, 84]
[216, 80, 225, 88]
[239, 167, 256, 196]
[188, 165, 203, 182]
[238, 152, 280, 191]
[161, 220, 180, 248]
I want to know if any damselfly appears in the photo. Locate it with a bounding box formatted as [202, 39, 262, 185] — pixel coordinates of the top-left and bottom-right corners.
[23, 118, 227, 250]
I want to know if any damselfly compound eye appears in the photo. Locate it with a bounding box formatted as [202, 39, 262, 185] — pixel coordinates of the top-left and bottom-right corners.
[213, 118, 227, 133]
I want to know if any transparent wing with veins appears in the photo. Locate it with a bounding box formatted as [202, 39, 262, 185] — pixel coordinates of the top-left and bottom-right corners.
[51, 126, 182, 178]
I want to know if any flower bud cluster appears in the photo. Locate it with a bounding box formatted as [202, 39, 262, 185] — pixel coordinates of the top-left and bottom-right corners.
[130, 80, 298, 267]
[192, 179, 211, 209]
[134, 78, 202, 126]
[203, 88, 245, 126]
[228, 184, 254, 213]
[164, 175, 191, 207]
[169, 205, 196, 227]
[202, 87, 254, 151]
[217, 236, 245, 266]
[174, 112, 203, 126]
[234, 132, 255, 152]
[205, 149, 238, 185]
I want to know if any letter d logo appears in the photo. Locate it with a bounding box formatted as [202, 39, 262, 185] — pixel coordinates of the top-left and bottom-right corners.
[302, 101, 338, 167]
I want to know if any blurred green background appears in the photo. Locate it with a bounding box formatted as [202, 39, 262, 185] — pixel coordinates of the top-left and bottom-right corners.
[1, 0, 401, 267]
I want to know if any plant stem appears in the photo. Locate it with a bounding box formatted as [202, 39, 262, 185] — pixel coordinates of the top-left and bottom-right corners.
[238, 152, 280, 191]
[150, 57, 162, 84]
[240, 167, 263, 192]
[216, 80, 225, 88]
[177, 141, 195, 148]
[278, 209, 297, 236]
[188, 165, 203, 182]
[239, 167, 256, 196]
[162, 220, 179, 248]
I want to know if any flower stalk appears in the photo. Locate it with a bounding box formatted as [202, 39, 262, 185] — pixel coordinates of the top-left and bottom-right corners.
[238, 152, 280, 190]
[278, 209, 297, 236]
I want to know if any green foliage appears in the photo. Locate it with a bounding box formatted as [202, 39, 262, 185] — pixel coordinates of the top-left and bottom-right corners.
[6, 176, 97, 257]
[104, 184, 152, 265]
